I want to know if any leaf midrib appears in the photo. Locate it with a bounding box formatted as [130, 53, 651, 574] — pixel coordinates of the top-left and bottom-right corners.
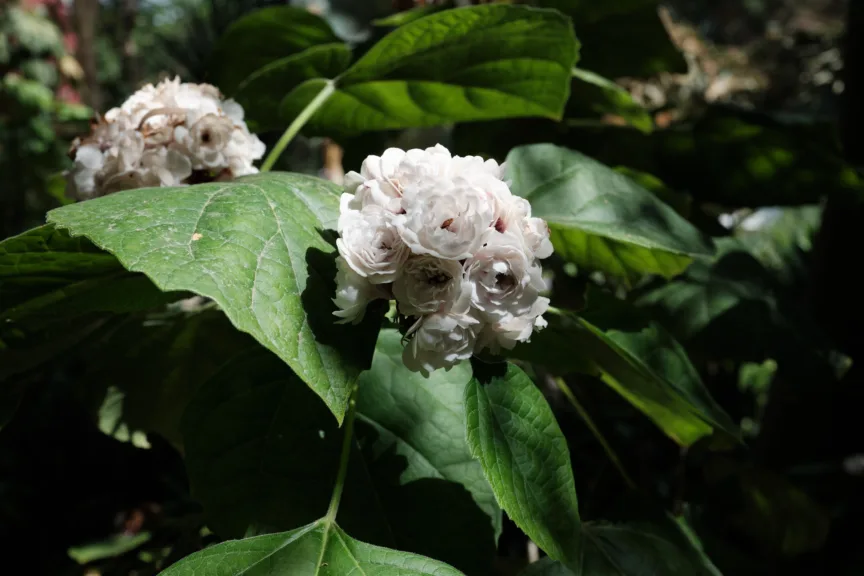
[233, 522, 318, 576]
[328, 80, 561, 126]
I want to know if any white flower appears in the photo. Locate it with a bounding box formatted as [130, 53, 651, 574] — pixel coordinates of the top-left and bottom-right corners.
[402, 304, 480, 377]
[522, 217, 554, 259]
[334, 143, 553, 375]
[174, 114, 235, 169]
[332, 257, 387, 325]
[491, 195, 553, 260]
[140, 148, 193, 187]
[336, 205, 410, 284]
[392, 255, 464, 317]
[477, 297, 550, 353]
[65, 77, 265, 199]
[464, 229, 545, 323]
[67, 144, 104, 198]
[396, 177, 496, 260]
[343, 148, 405, 213]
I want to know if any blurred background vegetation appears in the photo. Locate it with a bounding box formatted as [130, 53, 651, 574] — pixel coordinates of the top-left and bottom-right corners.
[1, 1, 862, 574]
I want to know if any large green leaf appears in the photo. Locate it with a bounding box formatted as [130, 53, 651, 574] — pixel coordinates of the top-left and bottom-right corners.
[183, 332, 498, 574]
[234, 44, 351, 132]
[578, 308, 738, 445]
[733, 206, 821, 286]
[1, 273, 178, 334]
[47, 172, 382, 423]
[281, 4, 579, 135]
[160, 520, 464, 576]
[465, 363, 581, 569]
[0, 225, 177, 343]
[0, 225, 184, 381]
[635, 245, 778, 343]
[505, 144, 713, 286]
[212, 6, 343, 95]
[85, 309, 257, 450]
[356, 329, 503, 545]
[373, 3, 448, 27]
[520, 520, 721, 575]
[518, 292, 738, 445]
[0, 225, 120, 308]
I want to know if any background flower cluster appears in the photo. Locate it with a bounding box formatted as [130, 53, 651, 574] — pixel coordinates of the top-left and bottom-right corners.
[66, 77, 265, 199]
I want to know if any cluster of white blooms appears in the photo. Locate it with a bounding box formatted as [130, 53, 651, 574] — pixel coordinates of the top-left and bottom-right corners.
[334, 144, 553, 376]
[66, 77, 266, 199]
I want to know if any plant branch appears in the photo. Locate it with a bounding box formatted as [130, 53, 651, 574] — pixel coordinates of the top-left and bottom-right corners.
[552, 376, 636, 490]
[325, 383, 358, 523]
[260, 80, 335, 172]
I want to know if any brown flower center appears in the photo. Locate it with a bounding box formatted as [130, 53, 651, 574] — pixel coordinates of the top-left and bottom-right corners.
[428, 272, 451, 286]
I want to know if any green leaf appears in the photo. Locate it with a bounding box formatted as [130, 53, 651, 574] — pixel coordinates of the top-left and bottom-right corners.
[634, 245, 778, 343]
[508, 312, 595, 375]
[734, 206, 821, 286]
[465, 363, 581, 569]
[86, 309, 257, 449]
[7, 6, 65, 56]
[359, 330, 500, 534]
[0, 225, 121, 308]
[569, 68, 653, 133]
[183, 332, 498, 574]
[0, 317, 113, 381]
[520, 520, 722, 575]
[561, 110, 864, 208]
[1, 273, 180, 334]
[373, 3, 450, 27]
[234, 43, 351, 132]
[159, 520, 465, 576]
[0, 225, 184, 380]
[281, 4, 579, 135]
[212, 6, 342, 95]
[47, 172, 383, 423]
[561, 292, 738, 445]
[68, 533, 152, 565]
[613, 167, 691, 218]
[504, 143, 714, 286]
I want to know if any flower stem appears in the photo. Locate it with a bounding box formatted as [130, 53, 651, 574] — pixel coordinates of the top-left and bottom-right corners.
[553, 376, 636, 489]
[260, 80, 335, 172]
[325, 384, 359, 523]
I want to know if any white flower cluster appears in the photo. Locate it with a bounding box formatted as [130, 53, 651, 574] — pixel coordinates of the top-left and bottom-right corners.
[66, 77, 266, 198]
[334, 144, 553, 376]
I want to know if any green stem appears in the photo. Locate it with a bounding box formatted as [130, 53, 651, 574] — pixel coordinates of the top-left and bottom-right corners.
[260, 80, 335, 172]
[553, 377, 637, 489]
[325, 384, 359, 523]
[546, 305, 564, 316]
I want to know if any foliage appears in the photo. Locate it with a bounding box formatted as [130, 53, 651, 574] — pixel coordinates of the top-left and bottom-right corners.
[1, 2, 860, 576]
[0, 2, 90, 238]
